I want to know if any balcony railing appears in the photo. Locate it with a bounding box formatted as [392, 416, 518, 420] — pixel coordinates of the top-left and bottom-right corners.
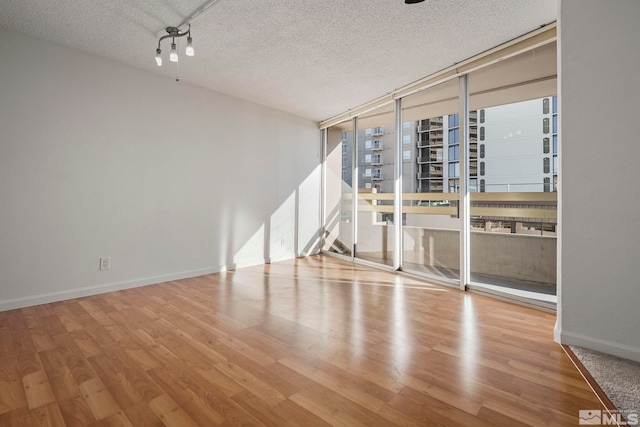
[372, 173, 384, 181]
[417, 119, 443, 133]
[372, 141, 383, 151]
[371, 127, 384, 136]
[417, 137, 444, 146]
[417, 169, 443, 178]
[372, 156, 383, 165]
[417, 156, 443, 164]
[418, 172, 445, 180]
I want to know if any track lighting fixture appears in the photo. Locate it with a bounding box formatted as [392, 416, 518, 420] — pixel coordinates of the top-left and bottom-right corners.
[155, 24, 194, 66]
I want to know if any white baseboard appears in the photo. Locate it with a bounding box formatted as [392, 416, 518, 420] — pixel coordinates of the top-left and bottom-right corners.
[560, 330, 640, 363]
[0, 265, 233, 312]
[0, 252, 321, 312]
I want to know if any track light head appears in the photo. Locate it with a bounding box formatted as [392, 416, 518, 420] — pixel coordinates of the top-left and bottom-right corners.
[170, 41, 178, 62]
[186, 36, 194, 56]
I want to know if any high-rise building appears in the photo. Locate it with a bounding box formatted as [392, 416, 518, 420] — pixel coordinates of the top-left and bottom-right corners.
[341, 96, 558, 195]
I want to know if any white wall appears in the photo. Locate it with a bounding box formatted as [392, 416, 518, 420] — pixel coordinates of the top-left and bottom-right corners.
[0, 29, 321, 311]
[557, 0, 640, 361]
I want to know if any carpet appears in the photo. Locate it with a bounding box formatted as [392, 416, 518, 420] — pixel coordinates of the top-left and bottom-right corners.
[570, 345, 640, 414]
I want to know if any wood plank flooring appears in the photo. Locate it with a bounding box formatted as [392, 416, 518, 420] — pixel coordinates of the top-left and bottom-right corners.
[0, 255, 604, 426]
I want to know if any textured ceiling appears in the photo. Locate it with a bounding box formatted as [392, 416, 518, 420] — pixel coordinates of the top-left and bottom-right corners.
[0, 0, 557, 122]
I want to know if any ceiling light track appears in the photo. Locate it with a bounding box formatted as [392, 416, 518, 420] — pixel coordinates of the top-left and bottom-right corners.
[155, 24, 193, 66]
[177, 0, 224, 28]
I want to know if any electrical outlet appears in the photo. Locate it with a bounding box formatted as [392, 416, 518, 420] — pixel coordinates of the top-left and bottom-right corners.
[99, 257, 110, 271]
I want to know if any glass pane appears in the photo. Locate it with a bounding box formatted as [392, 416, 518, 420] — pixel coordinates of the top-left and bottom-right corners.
[401, 78, 460, 284]
[355, 104, 395, 266]
[468, 41, 557, 301]
[324, 122, 353, 256]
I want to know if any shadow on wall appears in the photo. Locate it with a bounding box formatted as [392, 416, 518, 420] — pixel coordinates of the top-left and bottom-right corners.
[322, 203, 343, 253]
[225, 165, 322, 270]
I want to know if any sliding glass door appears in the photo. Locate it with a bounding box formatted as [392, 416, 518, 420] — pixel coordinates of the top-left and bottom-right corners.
[400, 79, 461, 284]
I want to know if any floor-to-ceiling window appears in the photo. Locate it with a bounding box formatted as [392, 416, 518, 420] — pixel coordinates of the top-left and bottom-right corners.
[323, 121, 354, 257]
[321, 31, 557, 306]
[467, 42, 558, 305]
[354, 104, 396, 267]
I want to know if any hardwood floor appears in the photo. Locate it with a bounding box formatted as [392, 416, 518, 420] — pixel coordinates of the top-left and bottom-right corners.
[0, 255, 603, 426]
